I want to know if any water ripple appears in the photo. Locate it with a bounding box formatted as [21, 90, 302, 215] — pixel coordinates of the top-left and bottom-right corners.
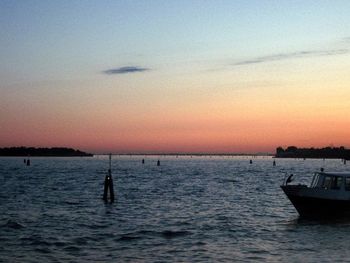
[1, 156, 350, 262]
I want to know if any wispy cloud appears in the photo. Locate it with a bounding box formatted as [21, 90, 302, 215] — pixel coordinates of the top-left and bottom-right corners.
[232, 49, 349, 66]
[103, 66, 150, 75]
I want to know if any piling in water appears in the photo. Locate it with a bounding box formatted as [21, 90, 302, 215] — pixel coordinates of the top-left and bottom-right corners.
[26, 159, 30, 166]
[249, 160, 252, 164]
[103, 170, 114, 202]
[142, 159, 145, 164]
[103, 154, 115, 202]
[273, 160, 276, 166]
[157, 160, 160, 166]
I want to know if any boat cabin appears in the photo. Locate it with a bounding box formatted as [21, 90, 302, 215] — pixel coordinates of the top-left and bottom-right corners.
[310, 172, 350, 191]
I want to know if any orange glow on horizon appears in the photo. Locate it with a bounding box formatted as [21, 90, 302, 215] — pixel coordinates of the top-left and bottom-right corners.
[2, 51, 350, 153]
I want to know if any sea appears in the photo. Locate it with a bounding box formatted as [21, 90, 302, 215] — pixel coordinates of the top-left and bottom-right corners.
[1, 156, 350, 262]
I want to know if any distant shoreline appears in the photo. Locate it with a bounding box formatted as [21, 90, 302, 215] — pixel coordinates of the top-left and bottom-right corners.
[275, 146, 350, 160]
[0, 147, 93, 157]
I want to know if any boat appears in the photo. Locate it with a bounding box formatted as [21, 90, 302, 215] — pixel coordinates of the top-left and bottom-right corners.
[281, 171, 350, 218]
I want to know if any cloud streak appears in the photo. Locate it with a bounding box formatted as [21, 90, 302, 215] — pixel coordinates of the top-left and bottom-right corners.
[103, 66, 150, 75]
[232, 49, 349, 66]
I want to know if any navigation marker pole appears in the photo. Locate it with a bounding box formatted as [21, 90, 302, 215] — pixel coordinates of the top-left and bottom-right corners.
[103, 153, 115, 203]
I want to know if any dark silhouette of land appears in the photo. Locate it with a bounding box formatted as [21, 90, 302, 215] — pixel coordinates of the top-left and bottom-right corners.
[276, 146, 350, 160]
[0, 147, 93, 157]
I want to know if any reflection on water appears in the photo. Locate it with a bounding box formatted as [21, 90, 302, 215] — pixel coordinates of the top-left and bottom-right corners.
[0, 156, 349, 262]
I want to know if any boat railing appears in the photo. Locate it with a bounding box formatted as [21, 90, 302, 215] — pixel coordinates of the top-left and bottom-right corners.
[282, 173, 295, 186]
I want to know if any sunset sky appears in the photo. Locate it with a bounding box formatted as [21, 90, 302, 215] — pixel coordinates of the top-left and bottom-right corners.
[1, 1, 350, 154]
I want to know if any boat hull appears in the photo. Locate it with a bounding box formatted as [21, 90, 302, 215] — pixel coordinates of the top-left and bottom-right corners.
[281, 185, 350, 218]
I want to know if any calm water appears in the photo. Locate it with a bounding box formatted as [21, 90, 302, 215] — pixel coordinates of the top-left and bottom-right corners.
[1, 156, 350, 262]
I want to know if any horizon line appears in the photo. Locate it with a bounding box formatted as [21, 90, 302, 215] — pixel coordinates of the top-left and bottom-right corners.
[95, 152, 274, 156]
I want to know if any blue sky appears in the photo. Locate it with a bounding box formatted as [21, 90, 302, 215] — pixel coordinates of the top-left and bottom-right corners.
[2, 0, 350, 84]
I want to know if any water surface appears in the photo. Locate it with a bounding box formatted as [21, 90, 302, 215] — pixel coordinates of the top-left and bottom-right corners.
[1, 156, 350, 262]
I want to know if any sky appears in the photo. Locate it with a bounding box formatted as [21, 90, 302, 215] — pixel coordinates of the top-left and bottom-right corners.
[1, 0, 350, 154]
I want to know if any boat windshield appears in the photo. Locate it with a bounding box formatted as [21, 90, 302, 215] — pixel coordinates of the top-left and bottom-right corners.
[310, 173, 346, 190]
[310, 173, 320, 188]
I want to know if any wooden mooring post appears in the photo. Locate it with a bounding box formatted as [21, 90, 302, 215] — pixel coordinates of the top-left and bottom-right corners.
[103, 153, 115, 202]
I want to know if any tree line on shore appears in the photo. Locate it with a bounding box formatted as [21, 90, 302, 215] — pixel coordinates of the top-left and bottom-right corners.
[0, 147, 93, 157]
[276, 146, 350, 160]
